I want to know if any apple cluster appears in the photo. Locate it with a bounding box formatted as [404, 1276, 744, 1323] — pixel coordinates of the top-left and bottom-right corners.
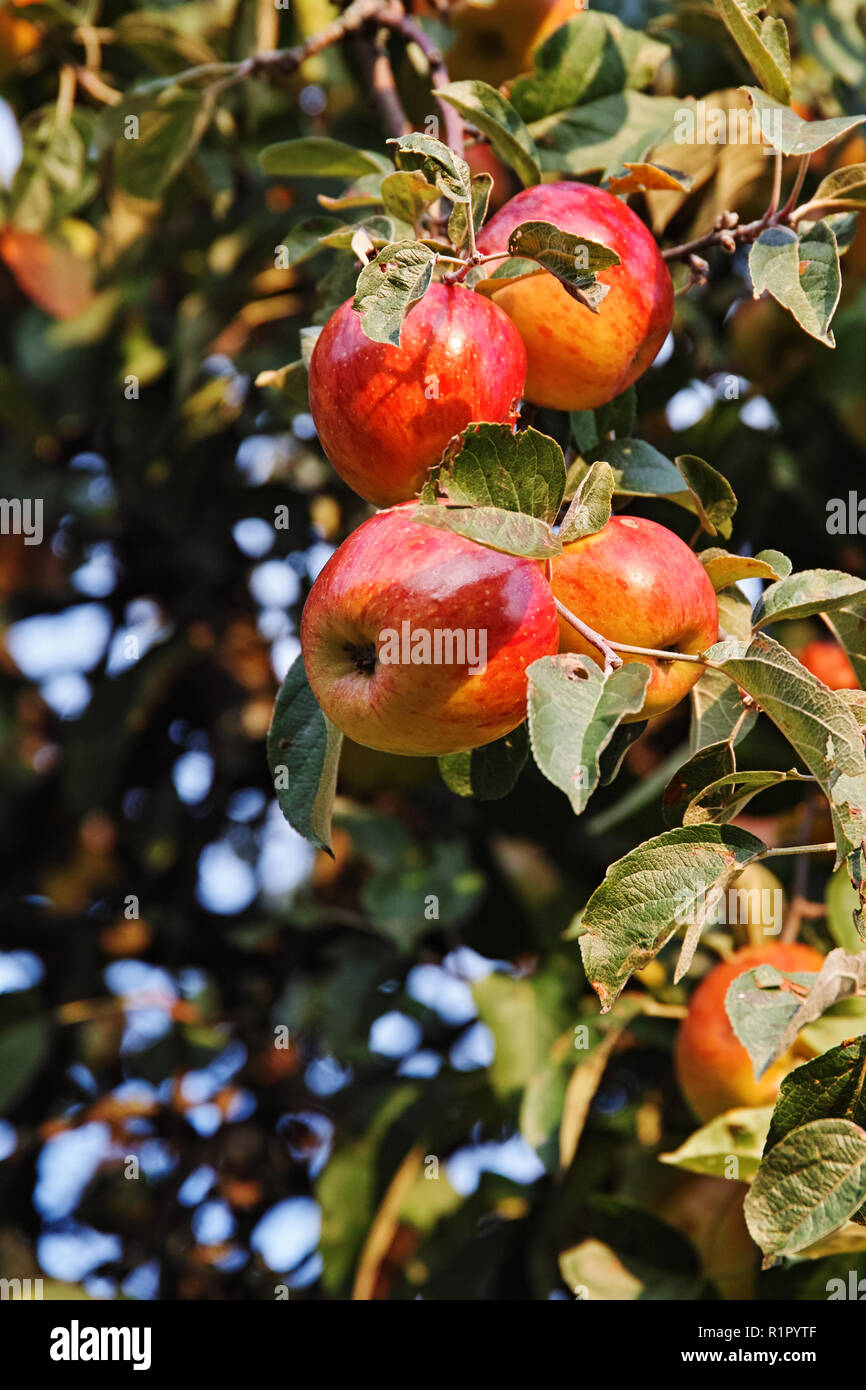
[301, 182, 720, 758]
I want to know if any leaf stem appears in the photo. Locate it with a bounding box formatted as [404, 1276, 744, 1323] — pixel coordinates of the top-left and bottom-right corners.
[756, 842, 837, 861]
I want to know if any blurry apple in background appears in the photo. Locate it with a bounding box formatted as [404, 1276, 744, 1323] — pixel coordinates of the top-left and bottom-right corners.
[442, 0, 586, 88]
[300, 504, 559, 756]
[476, 182, 674, 410]
[660, 1175, 757, 1300]
[675, 942, 826, 1123]
[309, 283, 527, 507]
[796, 638, 858, 690]
[550, 516, 719, 721]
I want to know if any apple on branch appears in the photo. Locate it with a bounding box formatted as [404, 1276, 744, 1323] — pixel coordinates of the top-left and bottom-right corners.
[309, 282, 527, 509]
[476, 182, 674, 411]
[550, 515, 719, 721]
[300, 503, 559, 756]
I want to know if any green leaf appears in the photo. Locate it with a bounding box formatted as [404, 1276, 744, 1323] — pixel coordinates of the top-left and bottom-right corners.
[352, 240, 436, 347]
[506, 220, 620, 312]
[280, 216, 343, 268]
[598, 721, 647, 787]
[362, 840, 484, 950]
[527, 654, 650, 815]
[448, 173, 492, 252]
[530, 92, 682, 178]
[437, 81, 541, 188]
[260, 138, 392, 178]
[379, 170, 440, 226]
[659, 1106, 773, 1181]
[699, 547, 791, 590]
[438, 724, 528, 801]
[753, 568, 866, 627]
[825, 602, 866, 689]
[318, 215, 413, 251]
[675, 454, 738, 540]
[712, 4, 791, 104]
[826, 864, 866, 954]
[0, 1018, 48, 1111]
[726, 962, 824, 1079]
[581, 438, 688, 500]
[708, 632, 866, 861]
[662, 740, 737, 829]
[596, 387, 638, 440]
[559, 461, 614, 543]
[580, 825, 765, 1010]
[560, 1198, 702, 1301]
[473, 971, 572, 1099]
[742, 89, 864, 156]
[744, 1118, 866, 1258]
[318, 173, 387, 210]
[254, 359, 309, 411]
[411, 504, 560, 559]
[510, 12, 670, 126]
[390, 132, 471, 202]
[767, 1037, 866, 1156]
[678, 768, 814, 828]
[112, 90, 216, 198]
[266, 654, 343, 854]
[690, 668, 757, 753]
[12, 115, 89, 231]
[749, 221, 841, 347]
[809, 163, 866, 213]
[436, 423, 566, 525]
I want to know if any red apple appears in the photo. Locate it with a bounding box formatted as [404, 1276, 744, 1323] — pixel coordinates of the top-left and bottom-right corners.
[476, 182, 674, 410]
[675, 942, 825, 1123]
[308, 282, 527, 508]
[300, 504, 559, 756]
[550, 516, 718, 720]
[796, 639, 858, 691]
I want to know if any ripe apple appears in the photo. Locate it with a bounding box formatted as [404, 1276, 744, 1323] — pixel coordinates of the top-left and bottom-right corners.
[475, 182, 674, 410]
[300, 504, 559, 756]
[796, 638, 858, 691]
[674, 942, 825, 1123]
[309, 282, 527, 508]
[443, 0, 585, 88]
[549, 515, 718, 720]
[659, 1175, 756, 1300]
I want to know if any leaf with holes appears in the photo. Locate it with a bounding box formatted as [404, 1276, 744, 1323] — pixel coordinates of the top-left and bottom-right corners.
[507, 220, 620, 312]
[353, 241, 436, 346]
[436, 423, 566, 524]
[527, 655, 649, 816]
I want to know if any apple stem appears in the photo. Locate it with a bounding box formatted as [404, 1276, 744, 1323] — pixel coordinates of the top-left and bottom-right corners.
[608, 640, 708, 665]
[553, 598, 623, 675]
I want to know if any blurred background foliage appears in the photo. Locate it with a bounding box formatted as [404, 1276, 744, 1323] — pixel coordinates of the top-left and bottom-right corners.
[1, 0, 866, 1301]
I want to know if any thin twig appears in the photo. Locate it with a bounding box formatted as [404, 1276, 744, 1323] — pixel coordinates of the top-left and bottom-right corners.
[377, 8, 465, 155]
[554, 598, 623, 675]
